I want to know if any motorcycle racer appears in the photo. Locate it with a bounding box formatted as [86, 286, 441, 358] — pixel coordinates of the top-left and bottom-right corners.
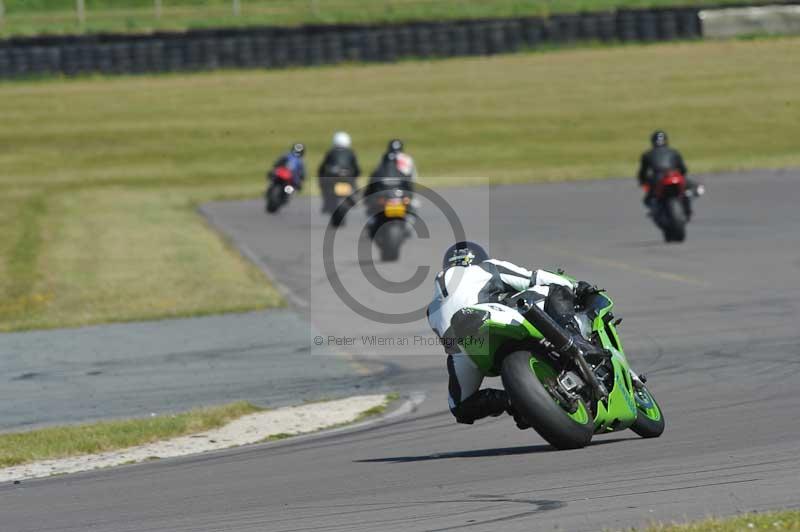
[427, 241, 640, 428]
[637, 130, 705, 217]
[270, 143, 307, 189]
[318, 132, 361, 214]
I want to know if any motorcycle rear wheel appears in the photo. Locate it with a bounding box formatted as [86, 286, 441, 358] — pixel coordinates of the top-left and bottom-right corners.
[266, 185, 284, 213]
[663, 227, 686, 243]
[378, 220, 404, 262]
[501, 351, 593, 450]
[663, 199, 686, 242]
[321, 193, 339, 214]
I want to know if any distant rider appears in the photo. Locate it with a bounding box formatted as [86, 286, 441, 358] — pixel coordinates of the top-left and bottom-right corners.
[329, 138, 417, 229]
[427, 241, 629, 428]
[270, 143, 306, 190]
[318, 132, 361, 213]
[637, 130, 693, 213]
[365, 138, 416, 198]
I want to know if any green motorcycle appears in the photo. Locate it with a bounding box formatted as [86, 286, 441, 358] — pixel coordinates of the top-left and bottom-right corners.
[450, 287, 665, 450]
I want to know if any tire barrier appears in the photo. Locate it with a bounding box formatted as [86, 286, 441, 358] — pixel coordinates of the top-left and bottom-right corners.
[0, 7, 717, 78]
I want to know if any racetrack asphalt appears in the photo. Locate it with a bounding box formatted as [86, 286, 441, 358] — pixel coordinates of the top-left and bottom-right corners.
[0, 310, 385, 431]
[2, 169, 800, 531]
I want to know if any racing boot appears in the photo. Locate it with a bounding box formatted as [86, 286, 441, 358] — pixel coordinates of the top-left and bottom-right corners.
[452, 389, 531, 430]
[506, 402, 531, 430]
[452, 389, 509, 425]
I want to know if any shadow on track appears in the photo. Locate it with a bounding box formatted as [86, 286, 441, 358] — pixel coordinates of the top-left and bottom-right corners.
[355, 437, 636, 463]
[613, 240, 670, 249]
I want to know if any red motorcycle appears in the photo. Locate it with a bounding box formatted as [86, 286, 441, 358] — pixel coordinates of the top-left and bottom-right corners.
[644, 171, 704, 243]
[265, 166, 296, 214]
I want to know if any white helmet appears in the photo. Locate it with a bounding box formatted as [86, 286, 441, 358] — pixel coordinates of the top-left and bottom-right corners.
[332, 131, 352, 149]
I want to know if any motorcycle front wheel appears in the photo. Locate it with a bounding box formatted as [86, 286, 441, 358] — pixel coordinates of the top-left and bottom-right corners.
[501, 351, 594, 450]
[629, 384, 665, 438]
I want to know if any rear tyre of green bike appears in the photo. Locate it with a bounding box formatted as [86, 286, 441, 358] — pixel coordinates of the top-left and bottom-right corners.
[501, 351, 593, 450]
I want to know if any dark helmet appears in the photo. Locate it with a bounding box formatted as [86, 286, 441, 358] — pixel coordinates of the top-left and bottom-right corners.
[442, 241, 489, 270]
[387, 138, 404, 153]
[291, 142, 306, 157]
[651, 130, 668, 148]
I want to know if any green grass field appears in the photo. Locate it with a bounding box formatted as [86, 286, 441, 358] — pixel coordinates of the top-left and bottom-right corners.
[1, 38, 798, 330]
[639, 511, 800, 531]
[0, 393, 398, 466]
[0, 0, 762, 37]
[0, 401, 261, 467]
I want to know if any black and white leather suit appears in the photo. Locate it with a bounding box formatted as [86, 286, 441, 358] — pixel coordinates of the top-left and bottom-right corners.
[427, 259, 575, 425]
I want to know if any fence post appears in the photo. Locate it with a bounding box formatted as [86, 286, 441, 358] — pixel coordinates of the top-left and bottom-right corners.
[76, 0, 86, 30]
[155, 0, 162, 20]
[233, 0, 241, 17]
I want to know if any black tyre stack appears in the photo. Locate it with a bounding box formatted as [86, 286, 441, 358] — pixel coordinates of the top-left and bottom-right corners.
[0, 7, 704, 78]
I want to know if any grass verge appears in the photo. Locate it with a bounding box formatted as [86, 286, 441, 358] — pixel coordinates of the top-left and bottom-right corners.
[354, 391, 401, 421]
[0, 401, 262, 468]
[638, 510, 800, 531]
[1, 394, 397, 470]
[0, 184, 284, 331]
[0, 0, 765, 37]
[261, 392, 401, 442]
[1, 38, 798, 330]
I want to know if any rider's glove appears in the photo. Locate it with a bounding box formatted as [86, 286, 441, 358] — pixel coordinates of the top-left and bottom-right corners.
[575, 281, 603, 307]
